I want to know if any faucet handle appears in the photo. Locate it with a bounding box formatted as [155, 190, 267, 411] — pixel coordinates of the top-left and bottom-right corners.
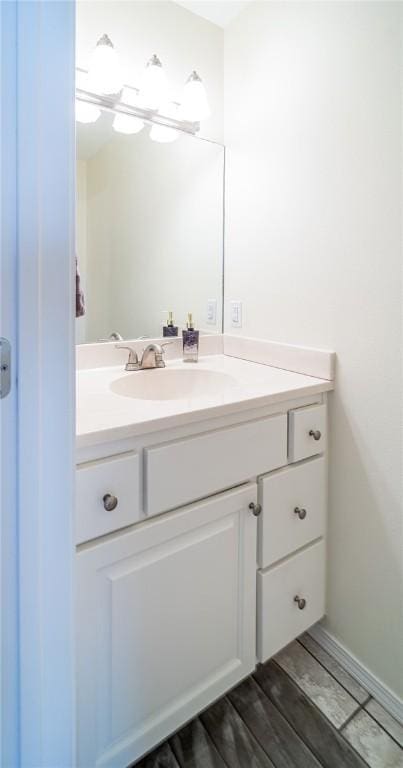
[115, 344, 140, 371]
[159, 341, 176, 362]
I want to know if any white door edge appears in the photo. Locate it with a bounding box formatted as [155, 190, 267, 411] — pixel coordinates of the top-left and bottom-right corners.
[1, 1, 19, 765]
[17, 2, 76, 766]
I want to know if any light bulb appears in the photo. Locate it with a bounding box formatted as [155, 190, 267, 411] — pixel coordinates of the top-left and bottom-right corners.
[113, 113, 144, 135]
[87, 34, 122, 95]
[75, 100, 101, 124]
[139, 54, 168, 111]
[180, 71, 210, 121]
[150, 102, 180, 143]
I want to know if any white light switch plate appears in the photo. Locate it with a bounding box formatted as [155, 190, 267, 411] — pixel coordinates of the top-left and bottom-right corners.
[206, 299, 217, 325]
[230, 301, 242, 328]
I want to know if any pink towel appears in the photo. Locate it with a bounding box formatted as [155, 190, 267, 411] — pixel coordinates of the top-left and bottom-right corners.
[76, 257, 85, 318]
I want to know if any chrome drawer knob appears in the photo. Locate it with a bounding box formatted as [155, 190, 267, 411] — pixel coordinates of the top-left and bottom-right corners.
[103, 493, 118, 511]
[294, 595, 306, 610]
[309, 429, 321, 441]
[294, 507, 307, 520]
[249, 502, 262, 517]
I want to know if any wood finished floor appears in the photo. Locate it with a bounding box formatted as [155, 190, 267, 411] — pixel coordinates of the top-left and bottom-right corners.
[132, 636, 403, 768]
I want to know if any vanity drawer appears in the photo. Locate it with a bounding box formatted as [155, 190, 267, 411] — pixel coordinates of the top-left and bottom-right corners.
[258, 456, 326, 568]
[145, 414, 287, 517]
[76, 452, 141, 544]
[288, 403, 327, 462]
[257, 539, 325, 663]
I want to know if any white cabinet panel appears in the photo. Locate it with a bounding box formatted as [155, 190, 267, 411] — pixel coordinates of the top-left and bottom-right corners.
[76, 452, 140, 544]
[145, 414, 287, 516]
[257, 540, 325, 663]
[258, 456, 326, 568]
[288, 403, 327, 462]
[76, 484, 257, 768]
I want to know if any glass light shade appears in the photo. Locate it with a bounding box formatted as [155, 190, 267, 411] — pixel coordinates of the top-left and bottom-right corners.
[113, 113, 144, 135]
[150, 102, 180, 143]
[139, 54, 168, 110]
[87, 34, 123, 95]
[180, 71, 210, 121]
[75, 100, 101, 124]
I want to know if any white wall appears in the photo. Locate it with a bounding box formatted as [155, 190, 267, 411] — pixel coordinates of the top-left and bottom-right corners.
[76, 0, 223, 143]
[225, 1, 403, 697]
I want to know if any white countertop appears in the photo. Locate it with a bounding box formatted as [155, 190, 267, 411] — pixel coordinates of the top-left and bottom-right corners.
[76, 354, 333, 449]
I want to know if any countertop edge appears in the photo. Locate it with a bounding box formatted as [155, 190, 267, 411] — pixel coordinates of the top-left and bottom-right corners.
[76, 378, 333, 451]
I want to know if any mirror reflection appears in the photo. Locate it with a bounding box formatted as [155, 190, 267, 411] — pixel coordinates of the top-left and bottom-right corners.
[76, 110, 224, 344]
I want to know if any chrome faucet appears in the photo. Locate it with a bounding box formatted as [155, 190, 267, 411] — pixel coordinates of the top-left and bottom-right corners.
[115, 345, 141, 371]
[99, 331, 124, 342]
[140, 343, 166, 369]
[116, 342, 170, 372]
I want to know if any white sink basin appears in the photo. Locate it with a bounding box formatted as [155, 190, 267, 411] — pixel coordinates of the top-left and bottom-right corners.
[110, 367, 239, 401]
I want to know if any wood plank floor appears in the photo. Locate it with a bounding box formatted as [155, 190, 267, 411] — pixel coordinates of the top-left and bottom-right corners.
[132, 638, 403, 768]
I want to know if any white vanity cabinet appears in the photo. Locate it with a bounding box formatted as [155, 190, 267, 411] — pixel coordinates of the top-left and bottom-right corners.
[256, 403, 328, 662]
[76, 484, 257, 768]
[76, 393, 329, 768]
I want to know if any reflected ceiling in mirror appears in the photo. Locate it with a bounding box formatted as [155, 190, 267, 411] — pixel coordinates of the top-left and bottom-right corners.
[76, 110, 224, 344]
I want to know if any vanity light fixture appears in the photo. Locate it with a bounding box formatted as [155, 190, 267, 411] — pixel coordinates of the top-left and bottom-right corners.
[87, 34, 123, 95]
[180, 71, 210, 122]
[75, 100, 101, 124]
[76, 41, 209, 137]
[139, 54, 168, 111]
[113, 113, 144, 135]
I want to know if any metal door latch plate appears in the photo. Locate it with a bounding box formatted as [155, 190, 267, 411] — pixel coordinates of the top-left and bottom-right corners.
[0, 338, 11, 399]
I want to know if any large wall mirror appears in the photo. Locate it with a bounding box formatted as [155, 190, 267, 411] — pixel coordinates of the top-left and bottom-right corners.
[76, 111, 224, 344]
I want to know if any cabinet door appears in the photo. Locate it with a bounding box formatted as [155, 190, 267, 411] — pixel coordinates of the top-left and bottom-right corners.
[76, 484, 257, 768]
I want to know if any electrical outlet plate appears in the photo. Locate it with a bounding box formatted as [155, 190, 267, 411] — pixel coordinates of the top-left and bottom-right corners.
[206, 299, 217, 325]
[230, 301, 242, 328]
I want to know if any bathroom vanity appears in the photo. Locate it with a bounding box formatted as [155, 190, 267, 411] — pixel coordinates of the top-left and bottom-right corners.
[75, 339, 333, 768]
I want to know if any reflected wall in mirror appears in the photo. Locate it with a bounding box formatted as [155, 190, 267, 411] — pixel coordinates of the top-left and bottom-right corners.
[76, 111, 224, 344]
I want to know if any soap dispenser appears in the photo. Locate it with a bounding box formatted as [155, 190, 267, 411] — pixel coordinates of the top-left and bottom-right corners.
[163, 311, 178, 337]
[182, 313, 199, 363]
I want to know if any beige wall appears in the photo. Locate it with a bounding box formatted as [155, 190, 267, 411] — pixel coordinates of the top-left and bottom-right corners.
[76, 0, 223, 143]
[224, 1, 403, 697]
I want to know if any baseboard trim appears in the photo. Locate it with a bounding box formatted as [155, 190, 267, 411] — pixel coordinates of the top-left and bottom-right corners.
[309, 624, 403, 724]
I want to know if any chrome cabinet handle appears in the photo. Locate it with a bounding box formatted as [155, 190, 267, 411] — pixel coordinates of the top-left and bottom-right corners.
[294, 595, 306, 610]
[294, 507, 307, 520]
[249, 502, 262, 517]
[309, 429, 321, 441]
[103, 493, 118, 511]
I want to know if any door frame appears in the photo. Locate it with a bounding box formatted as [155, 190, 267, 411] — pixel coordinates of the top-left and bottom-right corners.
[1, 2, 19, 765]
[17, 1, 76, 765]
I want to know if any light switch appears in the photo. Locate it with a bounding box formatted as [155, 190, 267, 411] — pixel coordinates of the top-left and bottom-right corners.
[230, 301, 242, 328]
[206, 299, 217, 325]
